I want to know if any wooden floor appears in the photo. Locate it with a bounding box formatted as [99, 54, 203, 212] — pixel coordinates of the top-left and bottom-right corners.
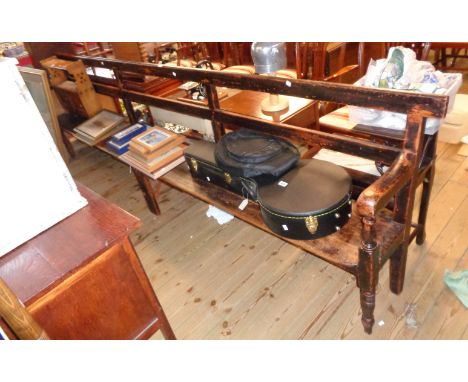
[67, 100, 468, 339]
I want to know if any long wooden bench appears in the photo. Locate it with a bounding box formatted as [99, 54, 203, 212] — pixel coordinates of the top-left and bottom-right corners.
[56, 53, 448, 334]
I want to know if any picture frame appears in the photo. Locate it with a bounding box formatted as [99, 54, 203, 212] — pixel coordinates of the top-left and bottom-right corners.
[134, 126, 175, 151]
[73, 109, 125, 139]
[0, 58, 87, 258]
[18, 66, 69, 161]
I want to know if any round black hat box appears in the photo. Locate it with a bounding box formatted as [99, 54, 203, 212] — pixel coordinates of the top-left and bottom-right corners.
[257, 159, 352, 240]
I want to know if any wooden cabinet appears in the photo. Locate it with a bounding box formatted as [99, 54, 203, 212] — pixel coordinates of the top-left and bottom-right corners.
[0, 184, 174, 340]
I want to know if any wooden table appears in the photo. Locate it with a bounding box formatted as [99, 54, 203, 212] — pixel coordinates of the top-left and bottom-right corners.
[0, 184, 175, 340]
[219, 90, 317, 128]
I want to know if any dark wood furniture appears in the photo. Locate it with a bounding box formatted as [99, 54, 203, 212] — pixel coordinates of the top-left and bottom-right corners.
[111, 42, 181, 93]
[385, 42, 431, 60]
[0, 278, 49, 340]
[24, 42, 76, 69]
[57, 53, 448, 334]
[220, 90, 317, 127]
[0, 184, 175, 340]
[431, 42, 468, 72]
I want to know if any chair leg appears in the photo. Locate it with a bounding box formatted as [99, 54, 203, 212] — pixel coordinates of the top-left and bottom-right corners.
[358, 216, 379, 334]
[389, 244, 408, 295]
[416, 165, 435, 245]
[360, 289, 376, 335]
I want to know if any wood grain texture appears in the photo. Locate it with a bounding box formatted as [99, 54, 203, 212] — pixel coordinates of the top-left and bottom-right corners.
[27, 239, 167, 340]
[58, 53, 449, 117]
[0, 278, 49, 340]
[159, 163, 404, 274]
[0, 184, 174, 340]
[219, 90, 316, 126]
[67, 139, 467, 339]
[0, 185, 139, 304]
[53, 54, 452, 335]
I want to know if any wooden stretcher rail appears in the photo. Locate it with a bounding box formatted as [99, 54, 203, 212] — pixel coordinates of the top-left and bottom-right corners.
[92, 81, 401, 164]
[215, 109, 401, 163]
[93, 82, 212, 120]
[57, 53, 449, 117]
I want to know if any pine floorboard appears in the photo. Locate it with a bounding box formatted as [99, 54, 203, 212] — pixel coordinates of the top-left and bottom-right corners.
[67, 130, 468, 340]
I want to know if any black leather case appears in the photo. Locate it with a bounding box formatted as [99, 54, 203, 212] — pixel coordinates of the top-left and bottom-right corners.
[184, 140, 258, 200]
[257, 160, 352, 240]
[184, 140, 353, 240]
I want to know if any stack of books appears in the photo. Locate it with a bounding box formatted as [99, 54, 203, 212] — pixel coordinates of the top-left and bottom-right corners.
[123, 126, 185, 173]
[106, 122, 148, 155]
[74, 110, 126, 146]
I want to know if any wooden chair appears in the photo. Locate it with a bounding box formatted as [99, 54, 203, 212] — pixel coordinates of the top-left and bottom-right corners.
[0, 278, 49, 340]
[221, 42, 310, 78]
[73, 42, 112, 58]
[384, 42, 431, 60]
[111, 42, 155, 63]
[308, 42, 365, 116]
[60, 53, 448, 334]
[220, 42, 256, 74]
[431, 42, 468, 72]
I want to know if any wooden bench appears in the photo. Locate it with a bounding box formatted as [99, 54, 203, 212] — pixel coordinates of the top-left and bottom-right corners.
[56, 53, 448, 334]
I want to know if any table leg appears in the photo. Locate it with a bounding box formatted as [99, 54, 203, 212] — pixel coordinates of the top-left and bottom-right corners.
[133, 170, 162, 215]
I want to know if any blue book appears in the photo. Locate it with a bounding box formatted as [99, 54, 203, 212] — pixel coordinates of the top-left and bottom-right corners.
[106, 139, 130, 155]
[110, 123, 147, 145]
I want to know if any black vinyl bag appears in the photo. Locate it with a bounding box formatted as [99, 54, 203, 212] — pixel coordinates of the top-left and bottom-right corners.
[214, 129, 299, 182]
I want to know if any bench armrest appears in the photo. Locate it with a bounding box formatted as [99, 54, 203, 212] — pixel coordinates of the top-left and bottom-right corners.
[356, 152, 414, 218]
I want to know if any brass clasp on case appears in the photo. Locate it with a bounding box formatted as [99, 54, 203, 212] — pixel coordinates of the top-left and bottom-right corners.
[190, 158, 198, 172]
[305, 215, 318, 234]
[224, 172, 232, 184]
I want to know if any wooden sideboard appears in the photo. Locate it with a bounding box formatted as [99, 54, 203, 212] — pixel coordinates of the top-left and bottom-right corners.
[0, 184, 175, 340]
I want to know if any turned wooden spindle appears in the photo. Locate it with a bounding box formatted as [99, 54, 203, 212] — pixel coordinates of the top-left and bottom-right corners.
[0, 278, 49, 340]
[358, 215, 379, 334]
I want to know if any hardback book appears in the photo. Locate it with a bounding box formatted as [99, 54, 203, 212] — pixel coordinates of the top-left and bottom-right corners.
[120, 152, 185, 178]
[74, 110, 125, 140]
[74, 120, 129, 146]
[110, 122, 148, 145]
[129, 126, 178, 154]
[129, 134, 185, 160]
[106, 139, 130, 155]
[128, 145, 184, 172]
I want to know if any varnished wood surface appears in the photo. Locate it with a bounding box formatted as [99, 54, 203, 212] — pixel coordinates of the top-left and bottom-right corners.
[27, 239, 163, 340]
[0, 278, 49, 340]
[0, 185, 140, 305]
[67, 138, 468, 339]
[159, 163, 404, 274]
[52, 54, 451, 333]
[0, 184, 175, 339]
[219, 90, 315, 125]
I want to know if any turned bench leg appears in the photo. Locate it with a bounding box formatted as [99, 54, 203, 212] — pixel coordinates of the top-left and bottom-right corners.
[416, 165, 435, 245]
[358, 216, 379, 334]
